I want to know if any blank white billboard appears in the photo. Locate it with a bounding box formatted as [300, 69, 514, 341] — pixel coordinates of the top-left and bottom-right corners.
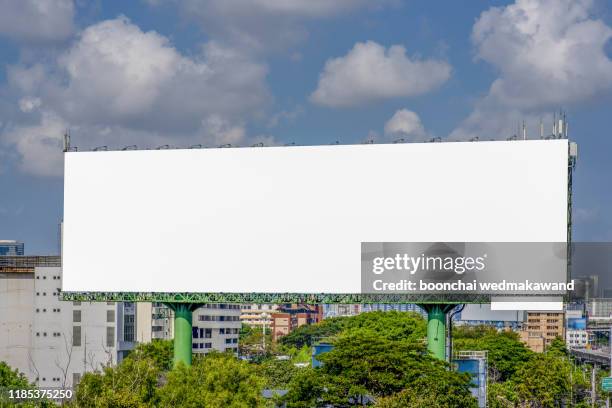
[62, 140, 568, 293]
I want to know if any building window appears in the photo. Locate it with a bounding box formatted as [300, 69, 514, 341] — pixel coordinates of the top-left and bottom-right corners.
[124, 315, 135, 342]
[205, 328, 212, 339]
[73, 326, 81, 346]
[73, 373, 81, 385]
[107, 310, 115, 323]
[107, 302, 115, 306]
[204, 343, 211, 349]
[73, 301, 81, 306]
[73, 310, 81, 323]
[106, 327, 115, 348]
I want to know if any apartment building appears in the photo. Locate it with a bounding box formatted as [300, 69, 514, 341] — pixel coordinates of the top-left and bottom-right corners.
[271, 304, 323, 342]
[192, 304, 241, 354]
[520, 311, 565, 352]
[240, 303, 278, 327]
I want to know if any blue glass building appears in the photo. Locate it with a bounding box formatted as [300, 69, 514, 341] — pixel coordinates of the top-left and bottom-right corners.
[0, 240, 24, 256]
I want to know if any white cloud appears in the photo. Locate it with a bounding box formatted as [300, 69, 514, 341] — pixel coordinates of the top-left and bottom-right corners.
[148, 0, 393, 53]
[310, 41, 451, 108]
[0, 0, 75, 43]
[452, 0, 612, 140]
[384, 109, 427, 141]
[1, 17, 273, 176]
[2, 111, 66, 177]
[52, 18, 270, 132]
[473, 0, 612, 109]
[18, 97, 41, 113]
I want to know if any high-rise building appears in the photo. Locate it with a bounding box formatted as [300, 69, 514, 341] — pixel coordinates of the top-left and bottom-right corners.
[0, 256, 117, 389]
[0, 240, 24, 256]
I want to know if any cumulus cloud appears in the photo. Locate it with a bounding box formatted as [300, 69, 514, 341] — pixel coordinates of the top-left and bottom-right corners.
[310, 41, 451, 108]
[148, 0, 392, 52]
[451, 0, 612, 140]
[2, 111, 66, 176]
[0, 0, 75, 43]
[52, 17, 270, 132]
[1, 17, 273, 176]
[384, 109, 427, 141]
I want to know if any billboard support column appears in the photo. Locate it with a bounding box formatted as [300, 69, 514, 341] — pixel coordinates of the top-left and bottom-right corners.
[419, 304, 457, 361]
[165, 303, 201, 367]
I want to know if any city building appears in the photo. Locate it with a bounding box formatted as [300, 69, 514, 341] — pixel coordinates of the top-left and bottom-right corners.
[240, 304, 278, 327]
[566, 330, 591, 348]
[271, 304, 323, 342]
[0, 256, 117, 389]
[322, 304, 361, 318]
[192, 304, 241, 354]
[455, 304, 524, 330]
[585, 298, 612, 329]
[0, 240, 24, 256]
[361, 303, 425, 316]
[520, 311, 565, 352]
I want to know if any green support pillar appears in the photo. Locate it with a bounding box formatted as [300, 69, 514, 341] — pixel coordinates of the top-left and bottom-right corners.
[418, 304, 457, 361]
[165, 303, 201, 367]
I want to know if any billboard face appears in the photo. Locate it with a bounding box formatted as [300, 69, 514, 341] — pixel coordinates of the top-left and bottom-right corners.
[63, 140, 569, 294]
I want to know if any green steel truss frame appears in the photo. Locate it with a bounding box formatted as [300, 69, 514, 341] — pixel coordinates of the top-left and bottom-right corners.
[60, 291, 556, 304]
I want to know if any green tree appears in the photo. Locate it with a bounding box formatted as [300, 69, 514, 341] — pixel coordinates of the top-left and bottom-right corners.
[126, 339, 173, 371]
[0, 361, 54, 408]
[0, 361, 30, 389]
[454, 326, 533, 381]
[280, 311, 426, 349]
[258, 358, 299, 388]
[158, 352, 266, 408]
[513, 353, 569, 407]
[73, 351, 161, 407]
[283, 330, 476, 407]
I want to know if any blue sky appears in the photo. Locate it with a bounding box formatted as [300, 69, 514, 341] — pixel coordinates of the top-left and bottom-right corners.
[0, 0, 611, 254]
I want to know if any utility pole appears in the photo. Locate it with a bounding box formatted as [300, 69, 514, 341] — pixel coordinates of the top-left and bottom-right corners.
[593, 365, 597, 408]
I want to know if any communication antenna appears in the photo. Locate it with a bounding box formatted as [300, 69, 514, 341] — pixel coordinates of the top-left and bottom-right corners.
[522, 120, 526, 140]
[63, 129, 70, 152]
[553, 112, 557, 137]
[540, 118, 544, 139]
